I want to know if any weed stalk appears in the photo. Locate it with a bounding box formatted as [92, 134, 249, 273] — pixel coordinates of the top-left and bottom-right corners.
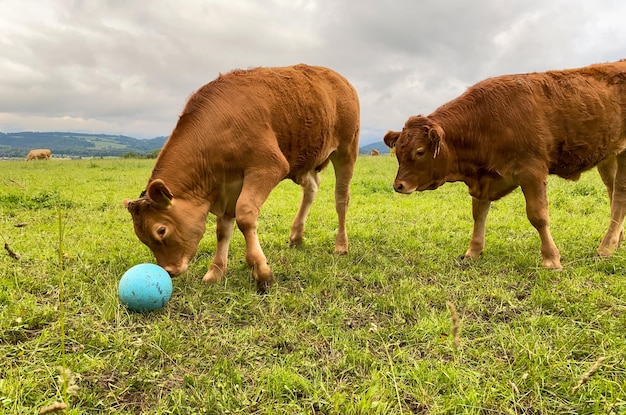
[57, 209, 67, 405]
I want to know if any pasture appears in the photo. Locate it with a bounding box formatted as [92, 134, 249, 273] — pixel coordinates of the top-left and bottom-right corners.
[0, 157, 624, 414]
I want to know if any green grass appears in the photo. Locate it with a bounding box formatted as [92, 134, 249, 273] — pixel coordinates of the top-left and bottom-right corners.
[0, 156, 625, 414]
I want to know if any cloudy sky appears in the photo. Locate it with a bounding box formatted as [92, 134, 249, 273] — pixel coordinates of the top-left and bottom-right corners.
[1, 0, 624, 145]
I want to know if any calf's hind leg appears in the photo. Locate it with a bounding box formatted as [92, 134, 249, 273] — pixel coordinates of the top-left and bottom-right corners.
[203, 215, 235, 283]
[330, 151, 356, 255]
[289, 170, 321, 248]
[598, 153, 626, 256]
[596, 156, 623, 250]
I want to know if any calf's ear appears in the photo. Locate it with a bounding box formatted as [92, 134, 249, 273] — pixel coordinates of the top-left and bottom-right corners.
[146, 179, 174, 209]
[427, 124, 445, 158]
[383, 131, 400, 148]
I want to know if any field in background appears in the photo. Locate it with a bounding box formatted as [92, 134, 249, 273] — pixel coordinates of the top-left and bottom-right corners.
[0, 157, 624, 414]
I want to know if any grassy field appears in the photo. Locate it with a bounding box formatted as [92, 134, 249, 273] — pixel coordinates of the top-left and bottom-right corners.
[0, 156, 625, 414]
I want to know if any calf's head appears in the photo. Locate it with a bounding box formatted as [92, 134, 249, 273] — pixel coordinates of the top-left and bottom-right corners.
[124, 179, 207, 276]
[384, 116, 450, 193]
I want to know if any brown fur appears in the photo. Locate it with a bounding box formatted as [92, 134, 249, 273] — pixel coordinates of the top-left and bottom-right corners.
[384, 60, 626, 269]
[124, 64, 360, 291]
[25, 149, 51, 160]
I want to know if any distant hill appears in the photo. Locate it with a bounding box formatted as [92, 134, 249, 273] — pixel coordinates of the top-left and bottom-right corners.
[0, 131, 167, 158]
[0, 130, 388, 158]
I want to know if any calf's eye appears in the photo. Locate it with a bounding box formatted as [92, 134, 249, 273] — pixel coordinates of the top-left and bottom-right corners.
[157, 226, 166, 239]
[415, 148, 426, 158]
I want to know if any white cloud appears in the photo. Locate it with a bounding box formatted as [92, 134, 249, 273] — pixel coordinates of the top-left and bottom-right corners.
[0, 0, 625, 145]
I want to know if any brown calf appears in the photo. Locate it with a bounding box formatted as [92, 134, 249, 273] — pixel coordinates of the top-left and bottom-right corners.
[385, 60, 626, 269]
[26, 149, 51, 160]
[124, 65, 360, 291]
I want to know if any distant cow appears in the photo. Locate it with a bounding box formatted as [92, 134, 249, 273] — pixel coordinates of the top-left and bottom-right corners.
[384, 60, 626, 270]
[124, 64, 360, 291]
[371, 149, 379, 156]
[25, 149, 51, 160]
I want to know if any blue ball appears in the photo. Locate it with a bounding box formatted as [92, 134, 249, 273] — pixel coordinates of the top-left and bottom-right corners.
[118, 264, 173, 312]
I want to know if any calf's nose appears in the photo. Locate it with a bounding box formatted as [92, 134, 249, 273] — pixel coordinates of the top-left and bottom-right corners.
[162, 265, 176, 276]
[393, 182, 404, 192]
[162, 264, 183, 277]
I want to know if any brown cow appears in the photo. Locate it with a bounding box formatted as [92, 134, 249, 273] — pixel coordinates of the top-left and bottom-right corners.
[124, 64, 360, 291]
[384, 60, 626, 270]
[25, 149, 51, 160]
[371, 149, 380, 156]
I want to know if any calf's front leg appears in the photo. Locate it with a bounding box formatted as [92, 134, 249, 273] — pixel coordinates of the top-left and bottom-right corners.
[520, 177, 562, 269]
[462, 197, 491, 260]
[236, 168, 287, 292]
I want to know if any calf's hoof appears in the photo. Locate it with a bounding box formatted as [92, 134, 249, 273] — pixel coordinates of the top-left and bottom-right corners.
[288, 238, 303, 248]
[251, 262, 273, 294]
[597, 246, 615, 258]
[333, 239, 349, 255]
[455, 252, 481, 269]
[334, 235, 348, 255]
[202, 267, 224, 284]
[542, 257, 563, 271]
[460, 251, 481, 261]
[256, 277, 274, 294]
